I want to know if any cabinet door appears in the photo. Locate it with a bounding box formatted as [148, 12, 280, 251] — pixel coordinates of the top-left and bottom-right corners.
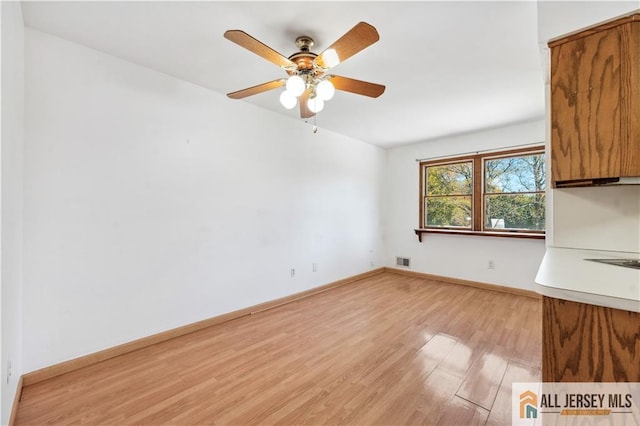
[542, 296, 640, 382]
[550, 28, 621, 183]
[620, 22, 640, 177]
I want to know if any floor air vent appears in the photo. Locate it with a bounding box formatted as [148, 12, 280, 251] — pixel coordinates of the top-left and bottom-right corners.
[396, 257, 410, 268]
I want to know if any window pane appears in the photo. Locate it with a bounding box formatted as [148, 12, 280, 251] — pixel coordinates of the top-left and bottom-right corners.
[485, 154, 546, 193]
[426, 196, 472, 228]
[426, 162, 472, 195]
[485, 193, 545, 231]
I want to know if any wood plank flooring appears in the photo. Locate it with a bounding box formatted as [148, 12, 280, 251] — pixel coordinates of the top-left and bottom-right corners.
[15, 272, 542, 425]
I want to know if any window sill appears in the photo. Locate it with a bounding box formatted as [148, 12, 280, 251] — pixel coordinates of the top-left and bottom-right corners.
[414, 228, 545, 242]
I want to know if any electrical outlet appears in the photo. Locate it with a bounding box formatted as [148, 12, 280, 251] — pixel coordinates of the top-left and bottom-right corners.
[312, 263, 317, 272]
[488, 260, 495, 270]
[290, 268, 296, 278]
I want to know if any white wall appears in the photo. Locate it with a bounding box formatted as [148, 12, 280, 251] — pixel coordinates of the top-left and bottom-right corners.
[1, 1, 25, 424]
[552, 187, 640, 253]
[22, 28, 385, 373]
[384, 121, 547, 291]
[537, 1, 640, 44]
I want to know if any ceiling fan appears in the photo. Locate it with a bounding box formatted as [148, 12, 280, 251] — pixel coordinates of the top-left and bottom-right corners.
[224, 22, 385, 119]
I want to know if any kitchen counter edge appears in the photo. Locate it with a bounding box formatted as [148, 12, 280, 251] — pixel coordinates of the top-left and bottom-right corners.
[535, 247, 640, 313]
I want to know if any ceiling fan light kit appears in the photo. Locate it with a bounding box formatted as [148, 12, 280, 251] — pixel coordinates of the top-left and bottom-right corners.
[285, 75, 306, 97]
[281, 73, 333, 112]
[316, 79, 335, 101]
[224, 22, 385, 122]
[279, 90, 297, 109]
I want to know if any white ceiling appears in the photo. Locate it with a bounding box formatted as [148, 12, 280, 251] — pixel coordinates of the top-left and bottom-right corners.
[20, 1, 640, 148]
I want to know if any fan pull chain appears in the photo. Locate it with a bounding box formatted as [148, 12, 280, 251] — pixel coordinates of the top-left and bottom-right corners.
[313, 114, 318, 134]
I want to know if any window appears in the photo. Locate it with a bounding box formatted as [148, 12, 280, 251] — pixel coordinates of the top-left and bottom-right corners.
[417, 146, 545, 239]
[483, 153, 546, 232]
[424, 161, 473, 229]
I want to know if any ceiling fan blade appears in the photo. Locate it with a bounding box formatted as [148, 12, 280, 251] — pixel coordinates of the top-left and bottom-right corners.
[328, 75, 386, 98]
[227, 79, 286, 99]
[315, 22, 380, 69]
[299, 89, 315, 119]
[224, 30, 295, 69]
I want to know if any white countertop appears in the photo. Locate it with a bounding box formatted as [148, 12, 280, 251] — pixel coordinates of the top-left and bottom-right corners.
[535, 247, 640, 312]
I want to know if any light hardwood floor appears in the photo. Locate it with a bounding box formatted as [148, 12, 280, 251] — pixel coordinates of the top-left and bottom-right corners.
[15, 272, 542, 425]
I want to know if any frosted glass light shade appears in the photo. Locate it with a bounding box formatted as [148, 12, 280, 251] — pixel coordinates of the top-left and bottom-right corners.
[316, 80, 335, 101]
[286, 75, 305, 97]
[308, 96, 324, 113]
[279, 90, 297, 109]
[321, 49, 340, 68]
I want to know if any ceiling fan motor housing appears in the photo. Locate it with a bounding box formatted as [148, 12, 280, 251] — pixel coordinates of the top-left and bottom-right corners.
[287, 36, 321, 78]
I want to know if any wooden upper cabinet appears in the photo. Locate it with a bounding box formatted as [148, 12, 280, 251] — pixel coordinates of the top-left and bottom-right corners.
[549, 13, 640, 187]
